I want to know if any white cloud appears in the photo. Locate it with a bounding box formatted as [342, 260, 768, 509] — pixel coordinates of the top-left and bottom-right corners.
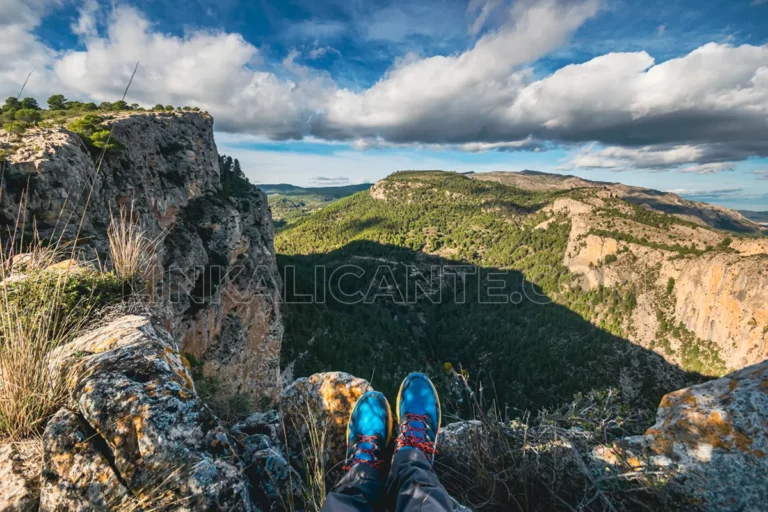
[677, 162, 735, 174]
[566, 145, 739, 173]
[71, 0, 100, 38]
[2, 0, 767, 174]
[667, 187, 743, 198]
[307, 44, 340, 60]
[467, 0, 505, 36]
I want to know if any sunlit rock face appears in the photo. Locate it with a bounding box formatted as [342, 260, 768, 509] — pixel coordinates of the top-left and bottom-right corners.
[280, 372, 373, 482]
[3, 111, 283, 405]
[644, 360, 768, 510]
[0, 441, 41, 511]
[42, 314, 253, 510]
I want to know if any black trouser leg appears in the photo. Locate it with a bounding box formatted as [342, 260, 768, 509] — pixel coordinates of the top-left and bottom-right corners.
[321, 464, 387, 512]
[386, 449, 453, 512]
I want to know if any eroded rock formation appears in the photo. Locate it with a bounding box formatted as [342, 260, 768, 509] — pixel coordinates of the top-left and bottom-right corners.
[42, 315, 252, 511]
[644, 359, 768, 510]
[3, 112, 283, 405]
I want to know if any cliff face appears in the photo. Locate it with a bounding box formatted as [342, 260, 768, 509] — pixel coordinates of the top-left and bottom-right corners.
[2, 112, 283, 405]
[554, 194, 768, 374]
[672, 255, 768, 367]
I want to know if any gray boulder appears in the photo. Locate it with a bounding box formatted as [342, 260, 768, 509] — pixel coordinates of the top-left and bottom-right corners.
[643, 359, 768, 510]
[43, 314, 253, 511]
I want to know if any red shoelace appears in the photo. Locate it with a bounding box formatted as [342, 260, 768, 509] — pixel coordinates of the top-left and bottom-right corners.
[343, 434, 383, 471]
[395, 413, 438, 456]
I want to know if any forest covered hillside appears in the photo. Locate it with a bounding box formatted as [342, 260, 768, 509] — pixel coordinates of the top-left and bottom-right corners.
[276, 170, 768, 422]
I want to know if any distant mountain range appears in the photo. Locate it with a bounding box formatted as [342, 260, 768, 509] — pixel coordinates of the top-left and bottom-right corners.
[739, 210, 768, 225]
[257, 183, 372, 228]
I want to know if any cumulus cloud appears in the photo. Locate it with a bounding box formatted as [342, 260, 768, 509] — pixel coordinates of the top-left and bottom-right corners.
[2, 0, 767, 174]
[71, 0, 100, 38]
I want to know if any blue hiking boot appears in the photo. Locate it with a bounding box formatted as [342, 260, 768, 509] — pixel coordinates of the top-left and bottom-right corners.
[344, 391, 393, 471]
[395, 372, 441, 463]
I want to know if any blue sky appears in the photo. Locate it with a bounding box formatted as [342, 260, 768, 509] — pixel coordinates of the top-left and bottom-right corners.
[3, 0, 768, 210]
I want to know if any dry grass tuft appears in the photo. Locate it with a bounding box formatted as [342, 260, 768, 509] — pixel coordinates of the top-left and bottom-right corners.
[437, 371, 679, 511]
[284, 402, 328, 512]
[0, 264, 83, 439]
[107, 201, 163, 285]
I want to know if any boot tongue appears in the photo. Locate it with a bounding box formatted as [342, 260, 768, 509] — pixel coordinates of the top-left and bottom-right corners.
[404, 415, 429, 441]
[353, 437, 378, 461]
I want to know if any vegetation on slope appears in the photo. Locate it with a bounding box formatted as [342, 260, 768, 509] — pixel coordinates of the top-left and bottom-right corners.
[277, 171, 706, 420]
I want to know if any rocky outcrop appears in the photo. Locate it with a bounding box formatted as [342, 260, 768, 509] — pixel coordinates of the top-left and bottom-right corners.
[672, 254, 768, 368]
[280, 372, 372, 481]
[42, 314, 252, 511]
[3, 112, 283, 405]
[0, 441, 41, 511]
[41, 409, 131, 511]
[643, 359, 768, 510]
[471, 170, 763, 234]
[230, 411, 304, 510]
[549, 192, 768, 373]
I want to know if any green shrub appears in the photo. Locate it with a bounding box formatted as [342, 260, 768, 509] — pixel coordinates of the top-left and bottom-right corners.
[14, 109, 41, 123]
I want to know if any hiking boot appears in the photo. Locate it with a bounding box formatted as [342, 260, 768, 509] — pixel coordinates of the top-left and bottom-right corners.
[395, 372, 441, 463]
[344, 391, 393, 471]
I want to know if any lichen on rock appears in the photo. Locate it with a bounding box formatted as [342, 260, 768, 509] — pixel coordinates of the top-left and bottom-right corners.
[2, 111, 283, 407]
[0, 440, 42, 512]
[280, 372, 372, 482]
[643, 359, 768, 510]
[44, 314, 253, 511]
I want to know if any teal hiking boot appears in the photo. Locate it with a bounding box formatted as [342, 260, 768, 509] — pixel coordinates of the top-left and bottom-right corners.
[344, 391, 393, 471]
[395, 372, 441, 463]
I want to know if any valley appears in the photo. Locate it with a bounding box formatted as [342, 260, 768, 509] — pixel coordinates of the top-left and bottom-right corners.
[260, 183, 373, 228]
[274, 170, 768, 421]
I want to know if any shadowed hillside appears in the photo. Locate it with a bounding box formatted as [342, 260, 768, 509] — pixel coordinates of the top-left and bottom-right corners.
[279, 240, 703, 421]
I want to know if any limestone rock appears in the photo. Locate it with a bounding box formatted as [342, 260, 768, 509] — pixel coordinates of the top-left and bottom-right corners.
[2, 111, 283, 405]
[644, 359, 768, 510]
[280, 372, 372, 480]
[231, 410, 283, 447]
[231, 411, 304, 510]
[40, 409, 131, 511]
[554, 191, 768, 374]
[45, 314, 253, 511]
[0, 440, 41, 512]
[436, 420, 485, 465]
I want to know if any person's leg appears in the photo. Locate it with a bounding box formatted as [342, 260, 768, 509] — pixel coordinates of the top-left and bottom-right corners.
[321, 391, 393, 512]
[386, 373, 452, 512]
[386, 448, 453, 512]
[322, 463, 386, 512]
